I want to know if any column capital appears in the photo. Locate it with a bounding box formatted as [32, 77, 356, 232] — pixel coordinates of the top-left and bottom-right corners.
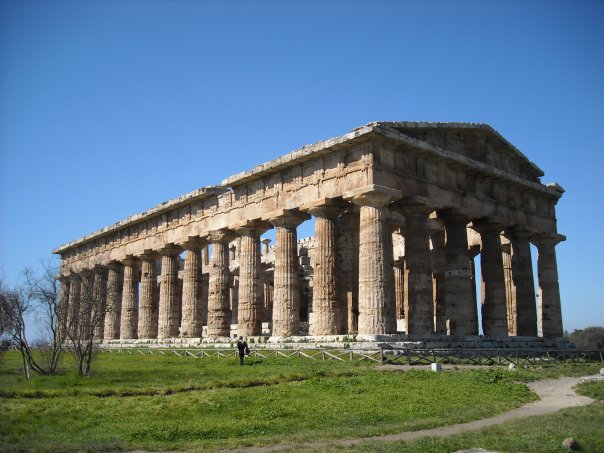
[157, 243, 182, 257]
[300, 198, 348, 219]
[437, 208, 470, 226]
[233, 220, 273, 237]
[345, 184, 402, 207]
[120, 255, 139, 267]
[105, 260, 122, 271]
[207, 228, 236, 244]
[266, 209, 310, 229]
[504, 227, 534, 241]
[178, 236, 207, 251]
[139, 249, 159, 262]
[532, 233, 565, 248]
[398, 201, 434, 218]
[471, 218, 505, 234]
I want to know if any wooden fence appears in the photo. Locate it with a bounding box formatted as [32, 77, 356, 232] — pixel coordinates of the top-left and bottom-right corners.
[101, 347, 604, 366]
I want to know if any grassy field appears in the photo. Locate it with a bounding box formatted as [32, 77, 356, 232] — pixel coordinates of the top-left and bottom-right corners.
[301, 381, 604, 453]
[0, 350, 601, 452]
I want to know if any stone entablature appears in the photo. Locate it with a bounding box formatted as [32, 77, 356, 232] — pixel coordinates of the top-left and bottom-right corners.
[54, 121, 565, 341]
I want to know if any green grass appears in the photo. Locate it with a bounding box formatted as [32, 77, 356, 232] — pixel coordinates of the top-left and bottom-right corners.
[291, 381, 604, 453]
[0, 350, 549, 452]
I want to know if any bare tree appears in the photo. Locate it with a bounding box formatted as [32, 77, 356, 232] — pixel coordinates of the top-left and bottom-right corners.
[0, 276, 48, 378]
[23, 263, 68, 373]
[63, 268, 106, 376]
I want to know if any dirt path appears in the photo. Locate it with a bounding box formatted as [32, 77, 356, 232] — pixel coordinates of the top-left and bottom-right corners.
[226, 374, 597, 452]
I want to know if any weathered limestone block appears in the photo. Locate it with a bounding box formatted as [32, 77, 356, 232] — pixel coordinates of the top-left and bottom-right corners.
[207, 230, 234, 338]
[270, 211, 308, 337]
[440, 210, 477, 336]
[180, 238, 205, 338]
[235, 222, 271, 337]
[401, 204, 434, 335]
[307, 205, 342, 336]
[138, 252, 158, 339]
[473, 221, 508, 336]
[506, 228, 537, 336]
[103, 262, 123, 340]
[158, 245, 181, 339]
[120, 257, 139, 340]
[353, 188, 400, 335]
[534, 235, 564, 338]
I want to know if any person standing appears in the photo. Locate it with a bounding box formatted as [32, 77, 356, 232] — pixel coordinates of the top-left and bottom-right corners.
[236, 336, 249, 366]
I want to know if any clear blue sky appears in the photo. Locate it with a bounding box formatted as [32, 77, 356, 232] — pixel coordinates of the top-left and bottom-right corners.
[1, 0, 602, 333]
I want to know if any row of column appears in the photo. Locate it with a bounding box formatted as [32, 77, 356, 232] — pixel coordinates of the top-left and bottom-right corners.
[60, 198, 563, 340]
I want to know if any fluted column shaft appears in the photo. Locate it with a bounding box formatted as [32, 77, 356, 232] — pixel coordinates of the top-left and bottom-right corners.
[441, 211, 476, 336]
[430, 229, 447, 334]
[474, 222, 508, 336]
[236, 226, 266, 337]
[309, 207, 341, 335]
[58, 277, 70, 338]
[138, 256, 158, 339]
[403, 206, 434, 335]
[337, 210, 360, 333]
[104, 263, 123, 340]
[207, 231, 233, 338]
[120, 258, 139, 339]
[507, 229, 537, 336]
[355, 200, 395, 335]
[67, 275, 81, 335]
[92, 268, 107, 340]
[534, 236, 563, 338]
[158, 246, 180, 338]
[271, 213, 307, 337]
[180, 240, 204, 337]
[393, 259, 405, 320]
[79, 272, 95, 338]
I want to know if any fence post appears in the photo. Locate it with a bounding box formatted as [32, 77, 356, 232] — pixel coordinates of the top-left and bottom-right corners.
[380, 347, 385, 365]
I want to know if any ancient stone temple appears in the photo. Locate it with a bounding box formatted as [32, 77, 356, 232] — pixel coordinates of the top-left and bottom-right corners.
[54, 122, 565, 343]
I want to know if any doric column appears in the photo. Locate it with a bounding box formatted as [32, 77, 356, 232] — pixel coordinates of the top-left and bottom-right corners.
[306, 204, 342, 336]
[401, 204, 434, 335]
[57, 275, 70, 338]
[439, 210, 476, 336]
[158, 244, 181, 339]
[207, 229, 235, 338]
[234, 221, 271, 337]
[501, 242, 514, 332]
[103, 262, 123, 340]
[430, 228, 447, 334]
[67, 273, 81, 335]
[337, 209, 360, 334]
[505, 228, 537, 336]
[138, 252, 158, 339]
[262, 280, 273, 323]
[79, 270, 95, 338]
[269, 210, 309, 337]
[473, 221, 508, 336]
[352, 189, 400, 335]
[119, 256, 139, 339]
[393, 259, 405, 321]
[262, 238, 271, 255]
[534, 234, 564, 338]
[92, 266, 107, 340]
[180, 237, 205, 338]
